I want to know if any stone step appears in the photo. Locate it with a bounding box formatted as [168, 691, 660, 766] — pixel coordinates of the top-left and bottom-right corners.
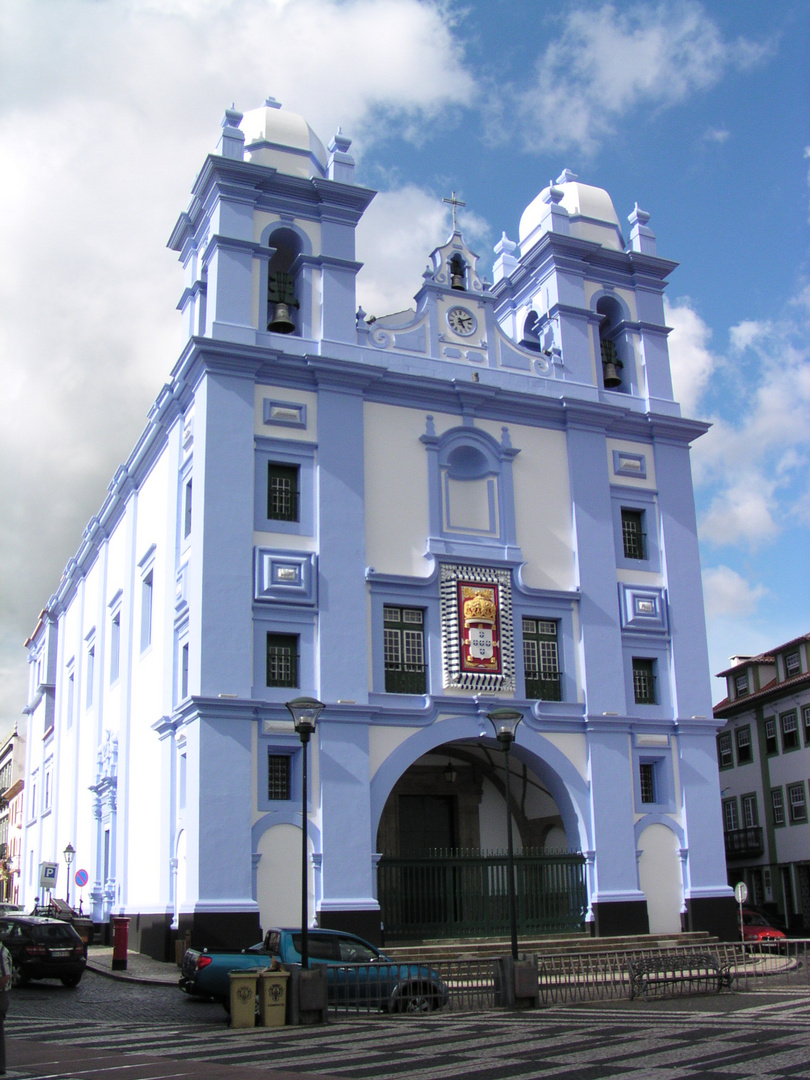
[383, 931, 716, 962]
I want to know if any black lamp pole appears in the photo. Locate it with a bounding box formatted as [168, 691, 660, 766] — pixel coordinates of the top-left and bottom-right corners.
[487, 709, 523, 961]
[63, 844, 75, 906]
[285, 697, 325, 970]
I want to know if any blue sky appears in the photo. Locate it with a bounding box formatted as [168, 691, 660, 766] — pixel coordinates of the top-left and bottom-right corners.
[1, 0, 808, 732]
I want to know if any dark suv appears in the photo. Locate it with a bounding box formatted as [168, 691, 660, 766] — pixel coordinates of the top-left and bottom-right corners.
[0, 915, 86, 987]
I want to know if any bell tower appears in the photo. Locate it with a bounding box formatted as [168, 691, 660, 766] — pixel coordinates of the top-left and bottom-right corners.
[168, 98, 375, 347]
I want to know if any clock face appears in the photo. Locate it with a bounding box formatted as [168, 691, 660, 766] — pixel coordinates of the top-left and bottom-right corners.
[446, 306, 477, 337]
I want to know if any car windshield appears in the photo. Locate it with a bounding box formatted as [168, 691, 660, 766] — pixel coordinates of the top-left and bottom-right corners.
[30, 924, 77, 943]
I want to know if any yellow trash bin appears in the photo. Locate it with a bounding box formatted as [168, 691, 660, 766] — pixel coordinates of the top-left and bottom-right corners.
[258, 968, 290, 1027]
[229, 970, 258, 1028]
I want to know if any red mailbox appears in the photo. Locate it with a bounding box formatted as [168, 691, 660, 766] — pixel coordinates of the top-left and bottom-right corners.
[111, 916, 130, 971]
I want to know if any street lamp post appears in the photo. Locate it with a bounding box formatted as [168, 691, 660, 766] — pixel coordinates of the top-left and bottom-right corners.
[63, 843, 75, 906]
[285, 697, 325, 971]
[487, 709, 523, 961]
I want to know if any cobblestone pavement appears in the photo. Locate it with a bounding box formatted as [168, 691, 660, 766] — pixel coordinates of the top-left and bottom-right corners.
[5, 966, 810, 1079]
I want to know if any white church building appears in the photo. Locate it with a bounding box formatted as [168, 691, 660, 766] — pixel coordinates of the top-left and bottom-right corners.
[21, 98, 735, 958]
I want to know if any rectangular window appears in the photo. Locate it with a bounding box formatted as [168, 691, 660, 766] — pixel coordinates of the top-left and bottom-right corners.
[788, 783, 807, 823]
[771, 788, 785, 827]
[785, 651, 801, 677]
[180, 642, 189, 700]
[266, 633, 298, 688]
[717, 732, 733, 769]
[85, 645, 95, 708]
[803, 705, 810, 747]
[735, 726, 752, 764]
[141, 571, 153, 651]
[639, 762, 656, 804]
[383, 607, 426, 694]
[66, 672, 74, 730]
[764, 717, 778, 755]
[735, 673, 748, 696]
[723, 798, 739, 832]
[110, 613, 120, 683]
[268, 754, 291, 800]
[522, 618, 561, 701]
[267, 463, 299, 522]
[632, 658, 656, 705]
[742, 794, 758, 829]
[183, 478, 193, 539]
[621, 509, 646, 560]
[781, 710, 799, 751]
[179, 753, 187, 811]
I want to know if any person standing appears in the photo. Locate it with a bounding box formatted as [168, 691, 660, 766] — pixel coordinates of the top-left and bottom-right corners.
[0, 941, 10, 1074]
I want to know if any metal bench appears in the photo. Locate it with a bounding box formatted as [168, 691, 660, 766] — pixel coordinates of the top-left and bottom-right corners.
[627, 951, 732, 1000]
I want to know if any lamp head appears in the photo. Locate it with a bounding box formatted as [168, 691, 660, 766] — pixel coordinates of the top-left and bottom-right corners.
[285, 696, 325, 740]
[486, 708, 523, 747]
[63, 843, 76, 866]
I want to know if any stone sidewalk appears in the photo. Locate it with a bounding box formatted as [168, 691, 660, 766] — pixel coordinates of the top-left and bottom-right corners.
[85, 943, 181, 985]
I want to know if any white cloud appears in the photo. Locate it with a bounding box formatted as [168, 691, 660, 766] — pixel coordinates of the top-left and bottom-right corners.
[513, 2, 770, 155]
[0, 0, 480, 727]
[664, 296, 718, 417]
[703, 127, 730, 144]
[702, 565, 767, 618]
[356, 186, 492, 317]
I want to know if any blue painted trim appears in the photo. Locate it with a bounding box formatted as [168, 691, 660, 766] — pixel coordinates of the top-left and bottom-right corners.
[631, 738, 676, 813]
[263, 399, 307, 428]
[254, 548, 317, 606]
[253, 436, 315, 535]
[633, 813, 684, 847]
[619, 584, 668, 634]
[255, 738, 306, 813]
[369, 715, 594, 855]
[251, 605, 317, 701]
[623, 642, 672, 719]
[613, 450, 647, 480]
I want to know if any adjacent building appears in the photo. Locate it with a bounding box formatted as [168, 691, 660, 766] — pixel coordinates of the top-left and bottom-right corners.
[21, 98, 734, 959]
[0, 726, 26, 905]
[714, 634, 810, 931]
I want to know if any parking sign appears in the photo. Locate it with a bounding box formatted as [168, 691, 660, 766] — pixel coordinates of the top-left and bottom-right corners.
[39, 862, 59, 889]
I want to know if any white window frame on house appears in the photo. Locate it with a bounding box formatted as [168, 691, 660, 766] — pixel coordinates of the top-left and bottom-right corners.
[735, 673, 749, 696]
[723, 797, 739, 832]
[717, 731, 733, 769]
[785, 650, 801, 678]
[735, 726, 752, 765]
[742, 793, 758, 829]
[771, 787, 785, 827]
[803, 705, 810, 747]
[788, 782, 807, 824]
[764, 717, 778, 756]
[780, 710, 799, 752]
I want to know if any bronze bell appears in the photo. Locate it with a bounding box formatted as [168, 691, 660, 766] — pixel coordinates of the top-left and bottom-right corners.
[603, 361, 622, 388]
[450, 270, 465, 290]
[268, 302, 296, 334]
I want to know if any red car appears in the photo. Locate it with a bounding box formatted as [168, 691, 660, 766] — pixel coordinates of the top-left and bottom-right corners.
[740, 908, 786, 943]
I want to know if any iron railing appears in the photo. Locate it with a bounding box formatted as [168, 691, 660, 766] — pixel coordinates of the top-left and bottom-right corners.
[377, 848, 587, 940]
[326, 940, 810, 1016]
[724, 826, 764, 858]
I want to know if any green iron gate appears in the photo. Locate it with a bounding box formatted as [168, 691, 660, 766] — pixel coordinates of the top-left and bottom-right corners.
[377, 848, 587, 940]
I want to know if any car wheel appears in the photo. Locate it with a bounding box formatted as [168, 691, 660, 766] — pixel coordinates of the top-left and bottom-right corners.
[61, 974, 82, 988]
[398, 985, 435, 1014]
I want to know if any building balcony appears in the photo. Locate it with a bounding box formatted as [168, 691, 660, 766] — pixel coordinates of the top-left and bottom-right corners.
[724, 827, 764, 860]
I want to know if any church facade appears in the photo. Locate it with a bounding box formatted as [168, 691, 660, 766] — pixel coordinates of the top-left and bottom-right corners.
[21, 99, 735, 957]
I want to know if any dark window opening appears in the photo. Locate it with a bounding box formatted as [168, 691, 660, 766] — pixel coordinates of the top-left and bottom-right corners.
[633, 658, 656, 705]
[735, 726, 752, 764]
[522, 618, 561, 701]
[621, 508, 646, 560]
[781, 710, 799, 751]
[639, 762, 656, 804]
[267, 463, 299, 522]
[266, 634, 298, 688]
[384, 606, 426, 694]
[267, 754, 291, 800]
[764, 717, 778, 755]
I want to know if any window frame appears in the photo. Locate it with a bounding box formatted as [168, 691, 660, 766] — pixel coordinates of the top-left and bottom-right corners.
[717, 732, 733, 770]
[780, 710, 799, 752]
[771, 787, 785, 827]
[787, 782, 807, 824]
[632, 657, 657, 705]
[267, 753, 292, 801]
[610, 487, 660, 572]
[254, 438, 315, 537]
[764, 717, 778, 756]
[522, 617, 562, 701]
[785, 650, 801, 678]
[735, 725, 753, 765]
[266, 462, 300, 523]
[383, 606, 427, 695]
[722, 796, 739, 832]
[620, 507, 647, 561]
[265, 633, 299, 689]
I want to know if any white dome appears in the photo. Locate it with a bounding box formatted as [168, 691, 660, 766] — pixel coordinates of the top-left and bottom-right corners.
[519, 178, 623, 252]
[240, 99, 327, 179]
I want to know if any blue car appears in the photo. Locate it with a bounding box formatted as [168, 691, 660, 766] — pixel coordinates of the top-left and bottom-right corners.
[180, 927, 448, 1013]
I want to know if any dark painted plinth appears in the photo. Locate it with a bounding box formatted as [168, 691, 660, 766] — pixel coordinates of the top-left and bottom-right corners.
[318, 908, 382, 946]
[684, 896, 738, 942]
[125, 910, 262, 961]
[591, 900, 650, 937]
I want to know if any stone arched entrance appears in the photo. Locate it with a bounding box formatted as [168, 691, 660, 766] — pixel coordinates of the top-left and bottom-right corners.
[374, 733, 588, 940]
